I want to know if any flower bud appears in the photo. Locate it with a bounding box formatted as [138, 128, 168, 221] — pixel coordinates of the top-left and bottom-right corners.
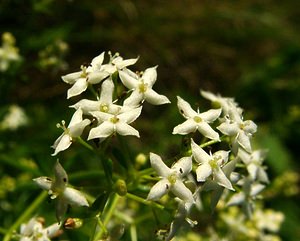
[115, 179, 127, 196]
[63, 218, 83, 229]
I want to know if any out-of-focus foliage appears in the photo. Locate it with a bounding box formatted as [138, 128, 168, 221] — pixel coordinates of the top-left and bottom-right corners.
[0, 0, 299, 240]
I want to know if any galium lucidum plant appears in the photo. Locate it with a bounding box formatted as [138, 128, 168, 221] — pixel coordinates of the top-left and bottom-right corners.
[8, 51, 283, 241]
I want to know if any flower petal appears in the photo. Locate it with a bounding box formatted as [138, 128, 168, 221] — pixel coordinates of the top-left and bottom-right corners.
[217, 122, 239, 136]
[51, 134, 72, 156]
[70, 99, 100, 115]
[176, 96, 198, 118]
[118, 106, 142, 124]
[150, 152, 171, 177]
[61, 71, 81, 84]
[147, 179, 169, 201]
[119, 68, 138, 89]
[88, 71, 109, 84]
[88, 122, 114, 140]
[33, 177, 52, 190]
[227, 192, 245, 206]
[199, 108, 221, 122]
[196, 163, 212, 182]
[67, 78, 88, 99]
[53, 160, 68, 190]
[237, 131, 252, 152]
[63, 187, 89, 207]
[214, 167, 234, 190]
[124, 90, 144, 107]
[173, 119, 197, 135]
[69, 119, 91, 137]
[115, 122, 140, 137]
[99, 78, 114, 103]
[191, 139, 211, 164]
[171, 180, 194, 202]
[145, 89, 170, 105]
[197, 122, 220, 140]
[171, 156, 192, 177]
[142, 66, 157, 87]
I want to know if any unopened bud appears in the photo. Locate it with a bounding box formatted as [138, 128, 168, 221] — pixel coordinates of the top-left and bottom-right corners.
[115, 179, 127, 196]
[63, 218, 83, 229]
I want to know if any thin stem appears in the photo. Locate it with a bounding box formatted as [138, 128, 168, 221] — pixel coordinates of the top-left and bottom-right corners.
[3, 191, 48, 241]
[93, 193, 120, 241]
[77, 137, 94, 151]
[126, 193, 164, 210]
[130, 224, 137, 241]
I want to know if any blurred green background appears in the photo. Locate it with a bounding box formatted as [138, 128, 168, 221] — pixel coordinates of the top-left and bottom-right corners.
[0, 0, 299, 240]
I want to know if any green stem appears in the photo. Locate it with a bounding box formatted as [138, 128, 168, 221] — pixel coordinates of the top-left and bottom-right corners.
[77, 137, 94, 151]
[0, 227, 7, 235]
[93, 193, 120, 241]
[126, 193, 164, 210]
[3, 191, 47, 241]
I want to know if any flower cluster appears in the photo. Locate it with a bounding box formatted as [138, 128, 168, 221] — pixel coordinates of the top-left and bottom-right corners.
[0, 32, 21, 72]
[51, 51, 170, 156]
[27, 52, 280, 241]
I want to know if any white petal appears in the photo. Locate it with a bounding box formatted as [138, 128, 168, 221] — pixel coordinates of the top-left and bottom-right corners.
[56, 197, 68, 222]
[52, 160, 68, 191]
[69, 119, 91, 137]
[237, 131, 252, 152]
[217, 122, 239, 136]
[46, 223, 61, 238]
[247, 163, 258, 180]
[90, 52, 105, 68]
[67, 78, 88, 99]
[213, 150, 230, 166]
[88, 71, 109, 84]
[191, 139, 211, 164]
[150, 152, 171, 177]
[70, 99, 100, 115]
[147, 179, 169, 201]
[142, 66, 157, 87]
[115, 57, 138, 69]
[237, 148, 251, 165]
[171, 181, 194, 202]
[88, 122, 114, 140]
[118, 106, 142, 124]
[61, 71, 81, 84]
[197, 122, 220, 140]
[227, 193, 245, 206]
[115, 122, 140, 137]
[243, 120, 257, 134]
[33, 177, 52, 190]
[68, 108, 83, 126]
[200, 90, 217, 102]
[99, 78, 114, 103]
[250, 183, 265, 196]
[171, 156, 192, 176]
[119, 69, 138, 89]
[63, 187, 89, 206]
[176, 96, 198, 118]
[90, 110, 112, 122]
[173, 119, 197, 135]
[214, 167, 234, 190]
[145, 89, 170, 105]
[52, 134, 72, 156]
[199, 108, 221, 122]
[124, 90, 144, 107]
[196, 163, 212, 182]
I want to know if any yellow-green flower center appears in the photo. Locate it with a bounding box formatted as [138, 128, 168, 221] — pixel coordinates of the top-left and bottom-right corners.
[167, 173, 177, 185]
[100, 103, 109, 113]
[138, 81, 148, 93]
[110, 116, 119, 124]
[193, 116, 202, 123]
[80, 65, 88, 78]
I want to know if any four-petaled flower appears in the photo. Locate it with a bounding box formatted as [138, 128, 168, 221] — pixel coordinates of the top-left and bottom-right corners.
[173, 96, 221, 140]
[19, 217, 61, 241]
[119, 66, 170, 107]
[51, 108, 91, 156]
[191, 139, 234, 190]
[33, 160, 89, 222]
[147, 152, 194, 203]
[217, 115, 257, 153]
[88, 106, 142, 140]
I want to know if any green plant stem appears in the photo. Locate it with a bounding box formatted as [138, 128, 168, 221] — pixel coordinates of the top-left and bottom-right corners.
[77, 137, 94, 151]
[93, 193, 120, 241]
[3, 191, 48, 241]
[0, 227, 7, 235]
[126, 192, 165, 210]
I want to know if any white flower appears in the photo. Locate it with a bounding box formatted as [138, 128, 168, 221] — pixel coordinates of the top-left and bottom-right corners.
[119, 66, 170, 107]
[173, 96, 221, 140]
[51, 108, 91, 156]
[100, 51, 138, 75]
[70, 78, 121, 115]
[253, 209, 284, 233]
[227, 177, 265, 218]
[191, 139, 234, 190]
[19, 217, 61, 241]
[200, 90, 243, 119]
[0, 104, 28, 131]
[147, 153, 194, 203]
[217, 115, 257, 153]
[33, 160, 89, 222]
[0, 32, 21, 72]
[62, 52, 109, 98]
[87, 106, 142, 140]
[238, 148, 269, 183]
